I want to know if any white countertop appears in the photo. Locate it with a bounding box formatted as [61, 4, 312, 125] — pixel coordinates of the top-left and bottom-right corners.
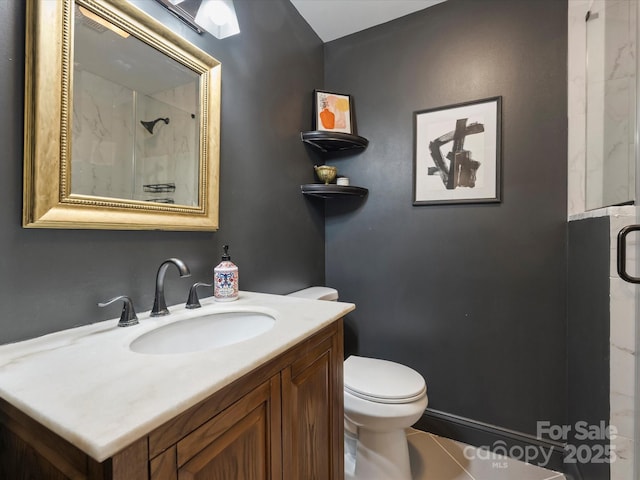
[0, 291, 355, 462]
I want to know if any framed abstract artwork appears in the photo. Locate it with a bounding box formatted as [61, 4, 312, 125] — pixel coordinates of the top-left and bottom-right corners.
[413, 96, 502, 205]
[313, 90, 354, 134]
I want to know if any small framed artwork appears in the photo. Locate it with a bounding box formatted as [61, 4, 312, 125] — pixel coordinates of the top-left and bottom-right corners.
[313, 90, 354, 134]
[413, 96, 501, 205]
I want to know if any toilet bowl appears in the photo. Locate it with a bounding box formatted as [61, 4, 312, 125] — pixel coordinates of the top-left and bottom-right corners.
[344, 355, 428, 480]
[288, 287, 428, 480]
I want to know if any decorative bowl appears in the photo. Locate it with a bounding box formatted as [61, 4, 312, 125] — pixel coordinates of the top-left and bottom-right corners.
[314, 165, 338, 184]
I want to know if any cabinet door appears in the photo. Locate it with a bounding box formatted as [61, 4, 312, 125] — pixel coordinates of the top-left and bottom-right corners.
[281, 327, 344, 480]
[174, 376, 281, 480]
[0, 398, 94, 480]
[0, 426, 71, 480]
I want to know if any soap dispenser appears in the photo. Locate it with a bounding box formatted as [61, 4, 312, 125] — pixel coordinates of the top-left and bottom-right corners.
[214, 245, 239, 302]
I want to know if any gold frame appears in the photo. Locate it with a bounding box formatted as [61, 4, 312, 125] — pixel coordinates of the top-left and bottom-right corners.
[23, 0, 221, 230]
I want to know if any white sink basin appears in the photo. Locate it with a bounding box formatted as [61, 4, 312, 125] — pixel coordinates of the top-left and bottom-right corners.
[130, 311, 275, 354]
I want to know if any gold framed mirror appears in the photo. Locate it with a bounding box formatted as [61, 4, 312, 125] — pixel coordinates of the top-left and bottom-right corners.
[23, 0, 221, 230]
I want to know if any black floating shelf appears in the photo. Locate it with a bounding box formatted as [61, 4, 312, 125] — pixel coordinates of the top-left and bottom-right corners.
[301, 131, 369, 153]
[301, 184, 369, 199]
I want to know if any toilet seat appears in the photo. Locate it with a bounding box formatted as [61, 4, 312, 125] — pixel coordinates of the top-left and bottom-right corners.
[344, 356, 426, 404]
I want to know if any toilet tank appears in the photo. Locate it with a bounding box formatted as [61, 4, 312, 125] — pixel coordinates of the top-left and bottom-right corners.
[287, 286, 339, 301]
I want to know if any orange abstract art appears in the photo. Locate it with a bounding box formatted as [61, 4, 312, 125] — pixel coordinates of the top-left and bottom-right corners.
[314, 90, 353, 134]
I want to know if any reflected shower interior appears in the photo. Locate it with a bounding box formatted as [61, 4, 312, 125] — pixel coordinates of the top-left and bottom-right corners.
[71, 3, 201, 206]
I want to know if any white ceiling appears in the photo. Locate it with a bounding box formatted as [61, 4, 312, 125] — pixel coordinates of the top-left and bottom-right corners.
[289, 0, 447, 43]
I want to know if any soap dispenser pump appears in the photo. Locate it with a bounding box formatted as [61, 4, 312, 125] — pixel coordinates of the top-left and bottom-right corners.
[214, 245, 238, 302]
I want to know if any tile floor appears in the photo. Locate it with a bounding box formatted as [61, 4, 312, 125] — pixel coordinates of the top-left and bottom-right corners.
[407, 429, 567, 480]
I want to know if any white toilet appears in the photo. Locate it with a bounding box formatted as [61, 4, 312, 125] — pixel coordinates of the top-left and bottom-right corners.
[288, 287, 428, 480]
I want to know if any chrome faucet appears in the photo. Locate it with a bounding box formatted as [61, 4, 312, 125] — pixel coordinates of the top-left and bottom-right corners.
[151, 258, 191, 317]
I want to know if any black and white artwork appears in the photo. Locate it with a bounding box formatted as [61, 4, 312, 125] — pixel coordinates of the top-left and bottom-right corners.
[413, 97, 501, 205]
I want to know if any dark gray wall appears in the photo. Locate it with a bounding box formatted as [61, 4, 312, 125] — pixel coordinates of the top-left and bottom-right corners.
[325, 0, 568, 437]
[0, 0, 324, 344]
[2, 0, 573, 447]
[567, 217, 610, 480]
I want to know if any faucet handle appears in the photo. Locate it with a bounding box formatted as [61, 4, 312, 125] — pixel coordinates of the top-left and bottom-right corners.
[186, 282, 213, 309]
[98, 295, 139, 327]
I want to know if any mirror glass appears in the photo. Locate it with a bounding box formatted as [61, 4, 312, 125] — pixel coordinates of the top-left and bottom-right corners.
[73, 4, 200, 206]
[23, 0, 221, 230]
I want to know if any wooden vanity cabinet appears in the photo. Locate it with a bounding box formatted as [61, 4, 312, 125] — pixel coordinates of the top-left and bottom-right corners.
[282, 334, 343, 480]
[0, 320, 344, 480]
[150, 375, 282, 480]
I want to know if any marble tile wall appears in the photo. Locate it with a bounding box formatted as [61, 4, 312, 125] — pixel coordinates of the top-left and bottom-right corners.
[585, 0, 606, 209]
[600, 1, 635, 209]
[568, 0, 589, 216]
[571, 0, 636, 212]
[72, 70, 135, 199]
[608, 207, 637, 480]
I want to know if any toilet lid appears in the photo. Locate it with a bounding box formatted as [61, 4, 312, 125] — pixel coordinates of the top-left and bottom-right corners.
[344, 356, 426, 404]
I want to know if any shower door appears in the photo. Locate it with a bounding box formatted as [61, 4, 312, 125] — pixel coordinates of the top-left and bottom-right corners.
[614, 2, 640, 479]
[599, 1, 640, 479]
